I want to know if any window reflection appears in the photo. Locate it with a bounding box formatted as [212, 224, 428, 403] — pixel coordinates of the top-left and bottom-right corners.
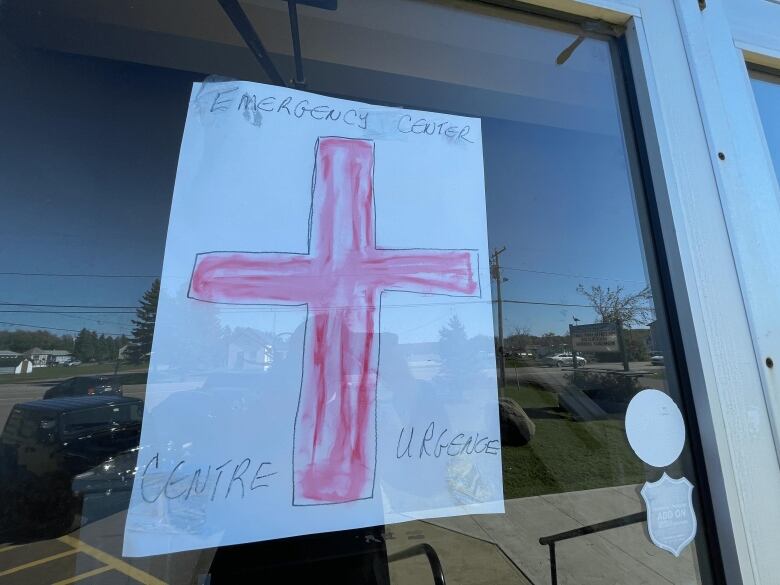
[0, 0, 717, 583]
[481, 108, 657, 485]
[751, 70, 780, 185]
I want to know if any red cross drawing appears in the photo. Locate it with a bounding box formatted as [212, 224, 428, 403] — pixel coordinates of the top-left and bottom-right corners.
[189, 137, 479, 505]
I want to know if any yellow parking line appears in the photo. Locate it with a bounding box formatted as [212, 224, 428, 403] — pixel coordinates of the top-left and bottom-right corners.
[0, 544, 21, 554]
[57, 535, 166, 585]
[51, 565, 113, 585]
[0, 549, 77, 577]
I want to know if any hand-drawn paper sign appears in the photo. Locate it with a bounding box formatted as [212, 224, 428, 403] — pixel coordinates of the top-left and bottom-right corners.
[123, 81, 502, 557]
[188, 137, 479, 505]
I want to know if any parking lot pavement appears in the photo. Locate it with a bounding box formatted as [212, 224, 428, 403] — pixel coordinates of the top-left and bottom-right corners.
[0, 506, 213, 585]
[0, 512, 531, 585]
[0, 381, 50, 429]
[0, 531, 167, 585]
[0, 377, 148, 430]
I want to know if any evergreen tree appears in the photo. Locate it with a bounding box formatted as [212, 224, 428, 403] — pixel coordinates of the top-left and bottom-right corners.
[74, 329, 98, 362]
[115, 334, 129, 360]
[126, 279, 159, 364]
[107, 336, 118, 361]
[0, 330, 72, 353]
[96, 334, 109, 362]
[437, 315, 476, 397]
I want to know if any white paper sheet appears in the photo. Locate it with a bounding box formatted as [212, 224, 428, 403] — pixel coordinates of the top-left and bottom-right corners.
[123, 80, 503, 557]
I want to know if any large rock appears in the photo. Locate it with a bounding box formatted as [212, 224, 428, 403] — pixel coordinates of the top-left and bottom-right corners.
[498, 397, 536, 446]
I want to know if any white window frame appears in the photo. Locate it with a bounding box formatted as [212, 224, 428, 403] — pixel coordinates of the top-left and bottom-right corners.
[514, 1, 780, 584]
[721, 0, 780, 67]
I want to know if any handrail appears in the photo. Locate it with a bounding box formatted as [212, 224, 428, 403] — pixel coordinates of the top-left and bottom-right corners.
[387, 543, 445, 585]
[538, 511, 645, 585]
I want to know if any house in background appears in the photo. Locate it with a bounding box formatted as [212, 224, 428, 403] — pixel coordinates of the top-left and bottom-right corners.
[25, 348, 50, 367]
[0, 350, 23, 374]
[24, 348, 74, 367]
[647, 321, 666, 356]
[14, 359, 33, 374]
[626, 328, 652, 355]
[226, 328, 274, 371]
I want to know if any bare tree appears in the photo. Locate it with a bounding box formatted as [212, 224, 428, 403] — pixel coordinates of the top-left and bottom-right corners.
[507, 326, 531, 351]
[576, 284, 654, 328]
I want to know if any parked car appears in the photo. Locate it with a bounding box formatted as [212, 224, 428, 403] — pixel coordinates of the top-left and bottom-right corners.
[43, 375, 121, 399]
[65, 360, 82, 367]
[0, 396, 143, 537]
[541, 353, 587, 367]
[0, 396, 143, 477]
[72, 446, 139, 525]
[650, 354, 665, 366]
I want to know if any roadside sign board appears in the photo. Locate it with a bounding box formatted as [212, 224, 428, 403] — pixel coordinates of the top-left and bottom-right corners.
[571, 323, 619, 353]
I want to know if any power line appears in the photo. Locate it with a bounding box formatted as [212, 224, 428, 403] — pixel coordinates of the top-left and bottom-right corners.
[0, 301, 137, 309]
[0, 310, 133, 329]
[215, 297, 598, 312]
[0, 295, 618, 312]
[0, 320, 126, 336]
[500, 265, 647, 285]
[0, 310, 135, 315]
[46, 312, 133, 330]
[0, 295, 645, 321]
[0, 267, 646, 284]
[503, 299, 594, 309]
[0, 271, 158, 279]
[0, 296, 595, 312]
[0, 266, 646, 285]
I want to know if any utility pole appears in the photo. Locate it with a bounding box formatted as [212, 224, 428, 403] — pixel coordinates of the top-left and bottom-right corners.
[617, 318, 630, 372]
[491, 246, 507, 391]
[570, 316, 580, 369]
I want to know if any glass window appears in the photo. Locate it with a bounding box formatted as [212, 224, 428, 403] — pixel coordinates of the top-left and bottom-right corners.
[1, 409, 32, 442]
[0, 1, 722, 583]
[751, 69, 780, 181]
[61, 403, 141, 437]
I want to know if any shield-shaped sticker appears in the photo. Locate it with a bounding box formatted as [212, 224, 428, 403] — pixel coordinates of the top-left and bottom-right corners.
[640, 473, 697, 557]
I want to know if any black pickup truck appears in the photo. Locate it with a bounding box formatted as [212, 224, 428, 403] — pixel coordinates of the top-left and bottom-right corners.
[43, 375, 122, 399]
[0, 395, 142, 539]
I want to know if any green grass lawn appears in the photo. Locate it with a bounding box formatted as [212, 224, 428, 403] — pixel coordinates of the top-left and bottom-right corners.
[0, 362, 147, 384]
[500, 384, 645, 499]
